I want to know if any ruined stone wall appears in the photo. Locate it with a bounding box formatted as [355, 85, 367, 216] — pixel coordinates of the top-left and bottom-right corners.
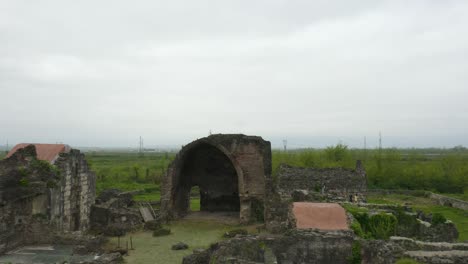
[54, 150, 96, 232]
[276, 161, 367, 202]
[265, 161, 366, 232]
[0, 145, 95, 254]
[183, 230, 355, 264]
[161, 134, 271, 223]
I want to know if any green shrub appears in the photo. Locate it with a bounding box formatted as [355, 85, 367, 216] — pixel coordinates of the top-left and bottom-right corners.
[431, 213, 447, 225]
[348, 241, 361, 264]
[394, 209, 420, 237]
[368, 213, 398, 239]
[350, 221, 365, 238]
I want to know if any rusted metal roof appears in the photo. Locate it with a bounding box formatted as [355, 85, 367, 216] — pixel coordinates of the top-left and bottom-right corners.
[292, 202, 349, 230]
[6, 143, 71, 163]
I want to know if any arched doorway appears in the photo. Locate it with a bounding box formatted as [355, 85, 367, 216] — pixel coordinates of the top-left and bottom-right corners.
[172, 143, 240, 216]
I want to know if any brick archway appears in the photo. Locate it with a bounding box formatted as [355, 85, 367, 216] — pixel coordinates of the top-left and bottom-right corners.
[160, 134, 271, 223]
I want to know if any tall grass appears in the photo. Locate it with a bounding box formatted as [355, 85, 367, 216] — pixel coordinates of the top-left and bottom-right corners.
[273, 145, 468, 194]
[85, 152, 175, 193]
[84, 145, 468, 197]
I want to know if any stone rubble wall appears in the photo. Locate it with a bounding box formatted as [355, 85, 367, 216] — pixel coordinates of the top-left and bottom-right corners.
[183, 230, 355, 264]
[429, 193, 468, 211]
[265, 161, 367, 232]
[0, 145, 96, 254]
[275, 161, 367, 202]
[361, 236, 468, 264]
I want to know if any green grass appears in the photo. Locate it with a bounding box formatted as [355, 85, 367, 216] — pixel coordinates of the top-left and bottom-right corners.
[190, 198, 200, 211]
[85, 152, 174, 194]
[107, 219, 241, 264]
[368, 193, 468, 241]
[133, 192, 161, 202]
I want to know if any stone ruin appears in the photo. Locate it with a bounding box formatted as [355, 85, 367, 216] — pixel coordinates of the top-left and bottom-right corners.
[160, 134, 272, 223]
[265, 160, 367, 232]
[90, 189, 143, 236]
[0, 144, 96, 254]
[167, 134, 467, 264]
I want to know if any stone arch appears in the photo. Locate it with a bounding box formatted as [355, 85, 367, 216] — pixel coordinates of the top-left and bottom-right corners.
[170, 141, 244, 216]
[160, 134, 271, 223]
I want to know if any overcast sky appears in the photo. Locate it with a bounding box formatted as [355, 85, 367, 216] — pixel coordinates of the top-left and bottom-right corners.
[1, 0, 467, 149]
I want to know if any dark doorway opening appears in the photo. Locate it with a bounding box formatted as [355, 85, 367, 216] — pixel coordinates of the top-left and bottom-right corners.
[173, 143, 240, 216]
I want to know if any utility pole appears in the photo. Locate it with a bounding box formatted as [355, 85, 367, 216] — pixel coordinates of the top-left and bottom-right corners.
[139, 136, 144, 157]
[379, 132, 382, 150]
[363, 136, 367, 160]
[283, 139, 287, 152]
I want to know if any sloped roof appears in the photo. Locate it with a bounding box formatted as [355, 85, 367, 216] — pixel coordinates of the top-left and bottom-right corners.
[6, 143, 71, 163]
[292, 202, 349, 230]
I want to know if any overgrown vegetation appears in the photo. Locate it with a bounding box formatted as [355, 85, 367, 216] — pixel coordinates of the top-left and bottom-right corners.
[348, 241, 362, 264]
[83, 145, 468, 202]
[273, 145, 468, 194]
[350, 211, 397, 239]
[368, 193, 468, 241]
[86, 152, 174, 195]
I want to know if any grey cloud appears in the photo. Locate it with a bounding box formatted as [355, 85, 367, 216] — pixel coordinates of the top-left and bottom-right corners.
[0, 0, 467, 148]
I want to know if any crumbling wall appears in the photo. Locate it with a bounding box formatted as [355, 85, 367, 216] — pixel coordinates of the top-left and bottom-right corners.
[160, 134, 271, 223]
[361, 236, 468, 264]
[183, 230, 355, 264]
[0, 145, 96, 254]
[54, 150, 96, 232]
[265, 161, 367, 232]
[276, 161, 367, 202]
[90, 189, 143, 236]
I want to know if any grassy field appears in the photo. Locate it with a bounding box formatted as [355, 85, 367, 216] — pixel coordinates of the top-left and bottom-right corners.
[85, 152, 174, 201]
[84, 146, 468, 201]
[107, 219, 246, 264]
[367, 193, 468, 241]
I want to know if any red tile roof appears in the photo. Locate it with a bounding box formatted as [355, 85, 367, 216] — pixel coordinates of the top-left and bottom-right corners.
[292, 202, 349, 230]
[6, 143, 71, 163]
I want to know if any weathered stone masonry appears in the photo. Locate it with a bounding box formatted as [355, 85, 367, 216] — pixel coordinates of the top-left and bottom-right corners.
[265, 161, 367, 232]
[160, 134, 271, 223]
[0, 144, 95, 254]
[276, 161, 367, 202]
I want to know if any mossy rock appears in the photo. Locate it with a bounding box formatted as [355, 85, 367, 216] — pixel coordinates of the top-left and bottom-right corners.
[153, 227, 171, 237]
[144, 219, 162, 231]
[223, 229, 248, 238]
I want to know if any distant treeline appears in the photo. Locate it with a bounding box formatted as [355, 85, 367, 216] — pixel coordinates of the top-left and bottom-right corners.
[272, 144, 468, 194]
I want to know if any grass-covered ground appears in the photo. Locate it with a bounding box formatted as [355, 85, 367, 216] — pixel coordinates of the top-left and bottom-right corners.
[85, 152, 174, 201]
[106, 219, 249, 264]
[367, 193, 468, 241]
[84, 147, 468, 201]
